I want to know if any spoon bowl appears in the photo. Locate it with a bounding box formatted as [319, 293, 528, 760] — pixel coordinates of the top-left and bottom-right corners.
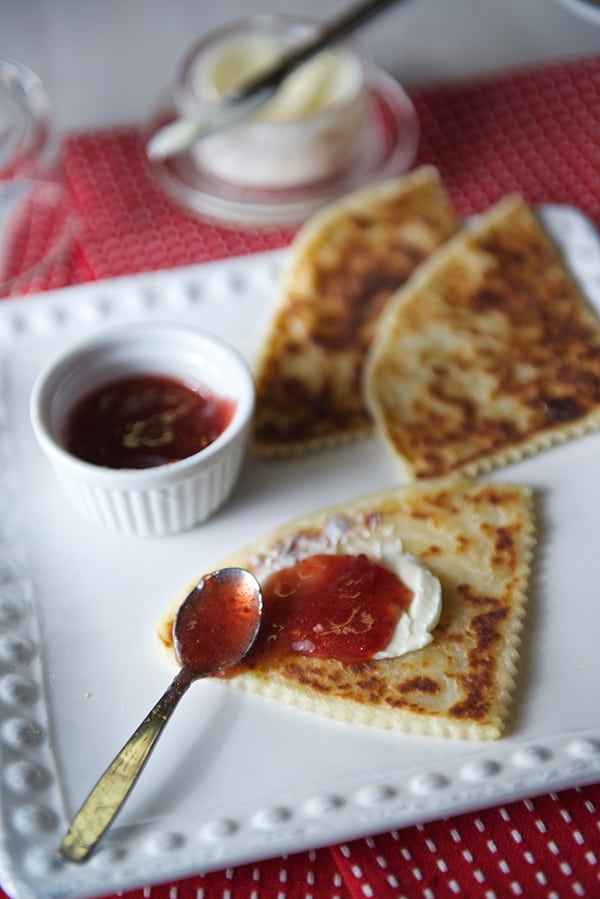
[175, 567, 263, 674]
[58, 567, 262, 864]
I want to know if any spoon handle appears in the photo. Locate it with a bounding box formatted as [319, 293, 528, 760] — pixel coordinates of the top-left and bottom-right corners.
[231, 0, 402, 99]
[59, 667, 193, 864]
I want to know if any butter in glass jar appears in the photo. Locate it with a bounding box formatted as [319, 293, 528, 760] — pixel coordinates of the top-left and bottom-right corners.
[174, 14, 371, 190]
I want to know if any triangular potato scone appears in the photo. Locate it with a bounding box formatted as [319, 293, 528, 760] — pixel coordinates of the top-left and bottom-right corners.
[364, 195, 600, 480]
[251, 166, 460, 455]
[157, 479, 535, 740]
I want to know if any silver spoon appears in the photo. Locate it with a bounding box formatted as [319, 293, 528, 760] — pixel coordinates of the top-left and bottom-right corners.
[58, 567, 263, 864]
[146, 0, 403, 161]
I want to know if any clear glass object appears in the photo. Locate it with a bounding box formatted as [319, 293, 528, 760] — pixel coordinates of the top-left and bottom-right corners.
[0, 57, 72, 297]
[146, 14, 419, 227]
[176, 14, 371, 189]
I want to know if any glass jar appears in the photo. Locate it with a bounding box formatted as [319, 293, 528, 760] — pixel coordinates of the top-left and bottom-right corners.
[0, 57, 72, 297]
[174, 13, 371, 190]
[147, 13, 419, 226]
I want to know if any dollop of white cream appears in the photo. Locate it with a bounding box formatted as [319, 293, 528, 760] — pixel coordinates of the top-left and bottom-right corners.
[371, 547, 442, 660]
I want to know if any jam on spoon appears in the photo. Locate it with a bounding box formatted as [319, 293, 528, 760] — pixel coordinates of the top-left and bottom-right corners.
[59, 567, 262, 864]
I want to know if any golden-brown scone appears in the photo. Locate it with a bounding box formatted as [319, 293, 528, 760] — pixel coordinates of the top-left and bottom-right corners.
[157, 478, 535, 740]
[251, 166, 460, 455]
[364, 195, 600, 480]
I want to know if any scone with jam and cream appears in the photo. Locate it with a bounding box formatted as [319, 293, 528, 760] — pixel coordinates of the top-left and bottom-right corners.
[157, 477, 535, 741]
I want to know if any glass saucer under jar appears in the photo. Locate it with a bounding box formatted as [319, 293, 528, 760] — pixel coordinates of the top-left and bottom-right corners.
[146, 13, 419, 227]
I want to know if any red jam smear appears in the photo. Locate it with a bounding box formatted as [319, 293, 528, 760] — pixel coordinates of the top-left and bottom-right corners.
[245, 553, 413, 667]
[63, 374, 236, 469]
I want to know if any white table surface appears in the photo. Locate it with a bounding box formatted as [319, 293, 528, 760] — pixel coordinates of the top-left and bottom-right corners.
[2, 0, 600, 136]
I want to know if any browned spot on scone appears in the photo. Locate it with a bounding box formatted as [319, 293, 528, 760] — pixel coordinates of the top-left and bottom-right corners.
[397, 676, 440, 694]
[451, 605, 509, 721]
[422, 544, 443, 557]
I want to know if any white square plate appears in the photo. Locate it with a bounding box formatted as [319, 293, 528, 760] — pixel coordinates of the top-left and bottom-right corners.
[0, 206, 599, 899]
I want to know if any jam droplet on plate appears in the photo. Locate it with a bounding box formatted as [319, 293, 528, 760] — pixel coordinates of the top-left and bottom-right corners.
[62, 374, 236, 469]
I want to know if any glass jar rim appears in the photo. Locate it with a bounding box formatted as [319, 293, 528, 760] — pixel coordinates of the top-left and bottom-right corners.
[0, 57, 50, 178]
[173, 12, 371, 130]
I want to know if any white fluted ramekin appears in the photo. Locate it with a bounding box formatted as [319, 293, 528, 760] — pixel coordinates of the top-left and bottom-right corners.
[29, 321, 255, 537]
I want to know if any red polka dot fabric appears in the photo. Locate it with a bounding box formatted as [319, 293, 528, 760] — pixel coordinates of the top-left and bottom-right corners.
[2, 52, 600, 899]
[110, 787, 600, 899]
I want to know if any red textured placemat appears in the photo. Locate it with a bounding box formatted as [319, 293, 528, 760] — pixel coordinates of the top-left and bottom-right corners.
[55, 52, 600, 289]
[6, 53, 600, 293]
[59, 130, 296, 283]
[2, 51, 600, 899]
[412, 52, 600, 223]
